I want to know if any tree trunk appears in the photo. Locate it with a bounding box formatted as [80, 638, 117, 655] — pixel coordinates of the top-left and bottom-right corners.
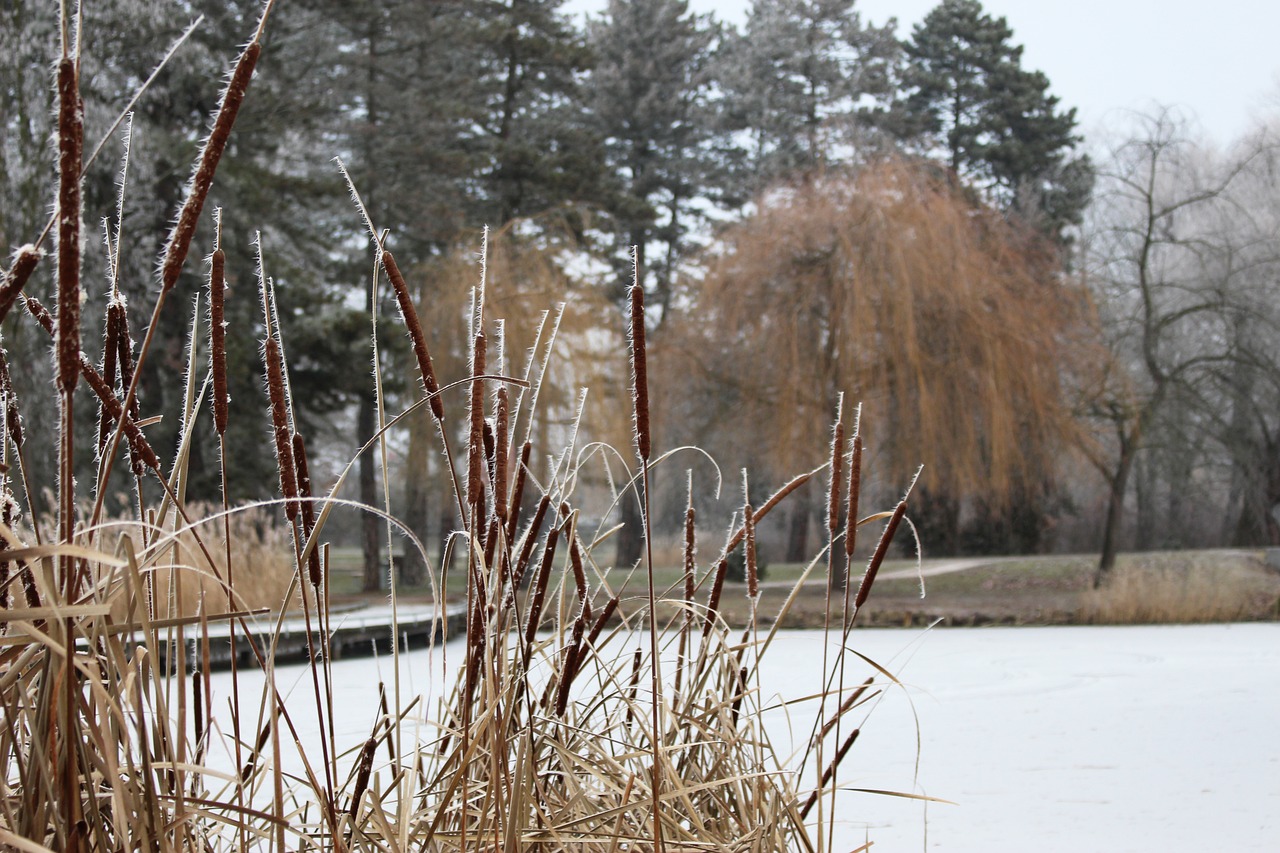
[785, 488, 812, 564]
[1097, 441, 1137, 585]
[616, 496, 645, 568]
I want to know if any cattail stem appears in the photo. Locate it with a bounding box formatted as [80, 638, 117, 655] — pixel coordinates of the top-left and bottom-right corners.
[210, 248, 228, 435]
[56, 57, 82, 395]
[293, 432, 321, 588]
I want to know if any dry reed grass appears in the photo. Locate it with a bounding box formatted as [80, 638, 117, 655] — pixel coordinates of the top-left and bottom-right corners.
[0, 4, 928, 850]
[1079, 553, 1280, 624]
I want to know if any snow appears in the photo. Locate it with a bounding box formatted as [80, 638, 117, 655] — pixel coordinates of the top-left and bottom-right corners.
[207, 624, 1280, 851]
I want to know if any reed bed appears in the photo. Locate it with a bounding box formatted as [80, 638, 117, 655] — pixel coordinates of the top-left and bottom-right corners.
[0, 5, 923, 850]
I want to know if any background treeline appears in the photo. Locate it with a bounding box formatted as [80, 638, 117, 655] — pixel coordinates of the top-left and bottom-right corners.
[3, 0, 1278, 586]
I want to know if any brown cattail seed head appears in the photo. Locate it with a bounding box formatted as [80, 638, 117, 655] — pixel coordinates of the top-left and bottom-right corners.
[827, 403, 845, 535]
[210, 249, 229, 434]
[856, 500, 908, 609]
[0, 350, 22, 449]
[0, 246, 41, 327]
[467, 331, 487, 507]
[628, 283, 651, 461]
[349, 736, 378, 821]
[264, 338, 298, 520]
[56, 57, 83, 394]
[293, 432, 321, 588]
[161, 43, 260, 294]
[506, 441, 533, 542]
[844, 434, 863, 559]
[683, 504, 696, 604]
[744, 503, 758, 600]
[382, 250, 443, 420]
[493, 387, 509, 523]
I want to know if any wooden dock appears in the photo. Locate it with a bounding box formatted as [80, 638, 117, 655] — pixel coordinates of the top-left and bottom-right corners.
[157, 603, 468, 672]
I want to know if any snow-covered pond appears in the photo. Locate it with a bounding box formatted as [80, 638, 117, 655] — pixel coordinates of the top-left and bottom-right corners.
[209, 624, 1279, 851]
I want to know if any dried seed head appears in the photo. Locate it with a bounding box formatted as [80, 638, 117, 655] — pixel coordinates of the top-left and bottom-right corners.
[56, 57, 83, 394]
[683, 501, 696, 604]
[844, 433, 863, 560]
[827, 397, 845, 535]
[467, 331, 487, 507]
[744, 503, 758, 600]
[856, 500, 908, 609]
[264, 338, 298, 520]
[0, 350, 22, 449]
[523, 526, 559, 646]
[703, 558, 728, 635]
[293, 432, 321, 588]
[382, 250, 443, 419]
[505, 441, 533, 543]
[628, 281, 651, 461]
[210, 248, 229, 435]
[493, 387, 509, 524]
[0, 245, 42, 327]
[349, 736, 378, 821]
[161, 42, 260, 294]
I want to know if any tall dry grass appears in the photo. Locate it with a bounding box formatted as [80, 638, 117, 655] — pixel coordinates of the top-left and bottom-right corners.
[1079, 552, 1280, 624]
[0, 4, 928, 851]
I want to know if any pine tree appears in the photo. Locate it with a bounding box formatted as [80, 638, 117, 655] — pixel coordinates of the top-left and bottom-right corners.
[717, 0, 899, 194]
[897, 0, 1092, 240]
[587, 0, 722, 319]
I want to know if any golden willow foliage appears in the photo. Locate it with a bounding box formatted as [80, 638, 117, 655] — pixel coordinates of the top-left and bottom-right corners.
[666, 158, 1085, 502]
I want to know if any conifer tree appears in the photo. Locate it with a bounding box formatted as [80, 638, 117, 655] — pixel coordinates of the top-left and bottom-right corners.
[897, 0, 1092, 240]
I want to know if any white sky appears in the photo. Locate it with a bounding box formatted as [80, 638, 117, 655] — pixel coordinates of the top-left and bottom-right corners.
[564, 0, 1280, 149]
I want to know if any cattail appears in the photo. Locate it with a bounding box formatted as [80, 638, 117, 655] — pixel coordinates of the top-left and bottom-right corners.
[349, 736, 378, 822]
[523, 526, 559, 646]
[160, 42, 260, 294]
[192, 668, 206, 756]
[623, 649, 642, 729]
[683, 473, 697, 606]
[27, 298, 160, 470]
[467, 331, 486, 507]
[482, 419, 496, 493]
[293, 433, 321, 588]
[0, 245, 41, 326]
[731, 665, 749, 725]
[210, 248, 228, 435]
[627, 281, 651, 461]
[56, 57, 83, 394]
[800, 728, 861, 819]
[240, 721, 273, 782]
[511, 493, 551, 589]
[585, 592, 620, 649]
[827, 398, 845, 536]
[703, 558, 728, 637]
[844, 433, 863, 559]
[744, 503, 758, 601]
[724, 469, 816, 554]
[818, 676, 875, 741]
[97, 304, 121, 456]
[554, 602, 588, 717]
[0, 350, 22, 449]
[264, 338, 298, 520]
[567, 527, 592, 622]
[855, 500, 908, 609]
[112, 298, 139, 422]
[382, 250, 443, 420]
[493, 387, 509, 524]
[505, 441, 532, 542]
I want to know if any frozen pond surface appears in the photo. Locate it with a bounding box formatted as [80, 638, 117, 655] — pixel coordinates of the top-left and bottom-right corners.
[209, 624, 1279, 851]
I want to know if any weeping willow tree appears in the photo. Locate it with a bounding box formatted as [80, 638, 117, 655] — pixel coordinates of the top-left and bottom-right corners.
[663, 157, 1089, 559]
[392, 219, 630, 585]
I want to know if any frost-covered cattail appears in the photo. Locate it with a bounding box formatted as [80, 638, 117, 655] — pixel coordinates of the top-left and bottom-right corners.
[844, 432, 863, 561]
[683, 473, 696, 607]
[493, 387, 509, 524]
[210, 248, 229, 435]
[586, 592, 620, 649]
[349, 736, 378, 822]
[523, 526, 559, 646]
[628, 277, 651, 461]
[744, 502, 758, 601]
[160, 42, 260, 294]
[827, 396, 845, 537]
[0, 350, 23, 449]
[554, 601, 588, 717]
[293, 432, 321, 588]
[505, 440, 532, 542]
[264, 337, 298, 521]
[383, 250, 443, 420]
[56, 57, 83, 394]
[703, 557, 728, 637]
[511, 493, 550, 590]
[0, 246, 42, 326]
[467, 331, 486, 508]
[856, 500, 907, 609]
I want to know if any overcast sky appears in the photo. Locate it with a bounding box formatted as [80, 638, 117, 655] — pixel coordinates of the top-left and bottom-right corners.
[564, 0, 1280, 149]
